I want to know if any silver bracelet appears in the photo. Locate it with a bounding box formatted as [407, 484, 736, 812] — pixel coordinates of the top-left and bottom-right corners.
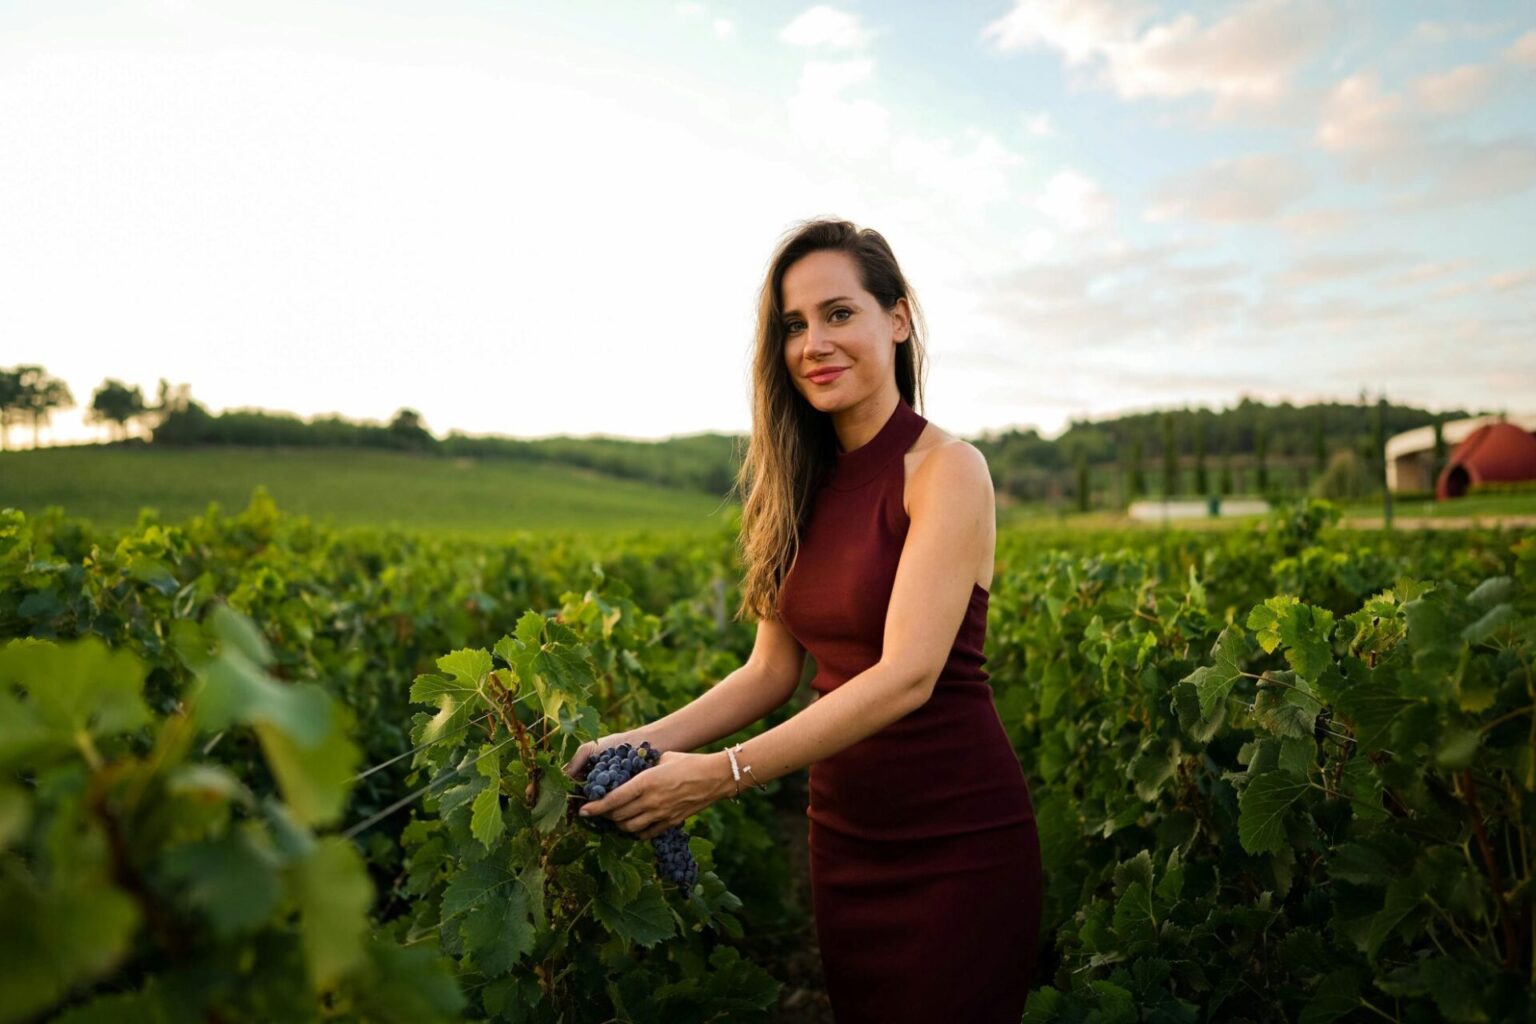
[724, 742, 762, 800]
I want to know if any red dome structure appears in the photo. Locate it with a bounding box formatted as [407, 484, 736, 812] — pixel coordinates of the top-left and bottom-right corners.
[1436, 421, 1536, 499]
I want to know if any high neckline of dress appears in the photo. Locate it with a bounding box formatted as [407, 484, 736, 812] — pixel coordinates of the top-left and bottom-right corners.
[829, 396, 926, 490]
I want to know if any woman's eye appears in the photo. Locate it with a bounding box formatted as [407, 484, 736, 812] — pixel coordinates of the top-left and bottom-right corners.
[784, 309, 849, 335]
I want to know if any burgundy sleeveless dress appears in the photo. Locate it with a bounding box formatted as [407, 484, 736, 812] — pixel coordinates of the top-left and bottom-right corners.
[776, 396, 1043, 1023]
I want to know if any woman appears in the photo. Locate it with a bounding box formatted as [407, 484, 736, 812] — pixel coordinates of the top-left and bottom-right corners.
[567, 217, 1042, 1022]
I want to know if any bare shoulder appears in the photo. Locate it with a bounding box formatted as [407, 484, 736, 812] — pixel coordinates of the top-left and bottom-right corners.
[903, 424, 994, 518]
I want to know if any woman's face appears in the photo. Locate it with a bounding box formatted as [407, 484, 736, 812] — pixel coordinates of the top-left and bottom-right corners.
[780, 249, 909, 412]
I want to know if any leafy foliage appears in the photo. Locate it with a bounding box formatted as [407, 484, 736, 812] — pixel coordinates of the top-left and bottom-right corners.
[0, 607, 462, 1023]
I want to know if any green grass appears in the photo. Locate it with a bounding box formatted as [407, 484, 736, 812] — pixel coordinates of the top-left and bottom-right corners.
[0, 445, 735, 540]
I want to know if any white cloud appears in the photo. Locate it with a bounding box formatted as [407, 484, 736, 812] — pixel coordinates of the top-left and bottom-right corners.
[1382, 260, 1475, 288]
[891, 129, 1029, 214]
[1505, 29, 1536, 64]
[779, 6, 873, 51]
[784, 57, 890, 157]
[1033, 168, 1115, 231]
[1392, 137, 1536, 212]
[1489, 268, 1536, 292]
[1412, 63, 1494, 116]
[1410, 20, 1518, 45]
[1316, 72, 1411, 161]
[713, 18, 734, 40]
[1277, 207, 1358, 237]
[1022, 111, 1055, 138]
[980, 0, 1333, 116]
[1267, 250, 1409, 289]
[1145, 153, 1312, 224]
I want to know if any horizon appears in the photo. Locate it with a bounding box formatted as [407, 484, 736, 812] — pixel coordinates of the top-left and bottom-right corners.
[0, 381, 1500, 451]
[6, 1, 1534, 449]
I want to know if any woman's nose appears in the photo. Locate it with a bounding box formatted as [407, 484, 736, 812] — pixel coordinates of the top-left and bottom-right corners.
[804, 326, 836, 355]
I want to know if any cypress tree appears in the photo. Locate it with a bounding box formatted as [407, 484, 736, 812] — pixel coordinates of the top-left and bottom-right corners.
[1255, 422, 1269, 494]
[1161, 413, 1179, 497]
[1129, 436, 1146, 498]
[1194, 416, 1208, 495]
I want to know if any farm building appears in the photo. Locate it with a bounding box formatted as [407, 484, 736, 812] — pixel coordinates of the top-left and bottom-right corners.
[1385, 414, 1536, 495]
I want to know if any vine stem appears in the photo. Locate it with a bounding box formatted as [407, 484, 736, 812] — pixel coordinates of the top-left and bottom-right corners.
[1243, 670, 1325, 706]
[1477, 704, 1533, 735]
[1457, 768, 1519, 971]
[1355, 996, 1400, 1023]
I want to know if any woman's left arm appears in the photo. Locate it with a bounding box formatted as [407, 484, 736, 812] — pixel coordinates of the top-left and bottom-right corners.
[580, 443, 995, 840]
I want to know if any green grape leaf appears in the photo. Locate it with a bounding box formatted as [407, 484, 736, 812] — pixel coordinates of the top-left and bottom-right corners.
[255, 708, 360, 828]
[348, 940, 467, 1024]
[1465, 575, 1513, 608]
[1338, 756, 1388, 825]
[1111, 880, 1157, 951]
[1181, 625, 1248, 719]
[597, 841, 644, 905]
[1170, 680, 1225, 743]
[1237, 769, 1309, 855]
[0, 636, 151, 754]
[1421, 954, 1493, 1021]
[496, 615, 595, 727]
[593, 882, 674, 948]
[1298, 967, 1364, 1024]
[531, 769, 570, 834]
[0, 875, 140, 1022]
[48, 985, 175, 1024]
[1252, 670, 1320, 740]
[1127, 737, 1178, 803]
[461, 881, 536, 977]
[1333, 677, 1419, 754]
[209, 604, 273, 666]
[1434, 727, 1481, 769]
[470, 743, 504, 850]
[1364, 875, 1423, 960]
[0, 783, 30, 851]
[160, 826, 282, 937]
[290, 836, 373, 991]
[441, 858, 516, 924]
[1460, 603, 1513, 645]
[414, 649, 493, 747]
[191, 641, 330, 747]
[1248, 597, 1335, 681]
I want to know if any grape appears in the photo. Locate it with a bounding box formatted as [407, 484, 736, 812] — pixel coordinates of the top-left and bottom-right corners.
[651, 826, 698, 887]
[575, 739, 699, 889]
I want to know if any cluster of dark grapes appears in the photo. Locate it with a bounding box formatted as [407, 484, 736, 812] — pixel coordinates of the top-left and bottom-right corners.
[576, 740, 700, 888]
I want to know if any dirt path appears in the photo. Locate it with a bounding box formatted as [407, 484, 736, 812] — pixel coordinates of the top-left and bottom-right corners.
[1340, 514, 1536, 530]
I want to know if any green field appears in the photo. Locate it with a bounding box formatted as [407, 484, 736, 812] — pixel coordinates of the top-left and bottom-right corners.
[0, 444, 734, 539]
[8, 445, 1534, 542]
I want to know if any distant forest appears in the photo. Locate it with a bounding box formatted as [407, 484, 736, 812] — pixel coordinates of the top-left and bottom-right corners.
[1, 365, 1482, 506]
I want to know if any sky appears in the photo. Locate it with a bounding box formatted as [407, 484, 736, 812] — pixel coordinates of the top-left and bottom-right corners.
[4, 0, 1534, 448]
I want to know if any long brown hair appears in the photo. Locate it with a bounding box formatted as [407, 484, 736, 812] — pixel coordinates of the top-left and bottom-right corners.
[732, 217, 929, 623]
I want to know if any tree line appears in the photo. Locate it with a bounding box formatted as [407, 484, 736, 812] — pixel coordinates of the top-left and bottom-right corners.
[974, 395, 1476, 508]
[2, 365, 1478, 506]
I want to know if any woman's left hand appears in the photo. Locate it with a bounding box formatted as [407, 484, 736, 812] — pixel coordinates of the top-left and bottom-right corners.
[578, 750, 730, 841]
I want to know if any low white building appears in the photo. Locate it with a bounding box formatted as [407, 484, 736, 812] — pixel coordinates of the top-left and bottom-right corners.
[1386, 415, 1536, 492]
[1127, 498, 1270, 522]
